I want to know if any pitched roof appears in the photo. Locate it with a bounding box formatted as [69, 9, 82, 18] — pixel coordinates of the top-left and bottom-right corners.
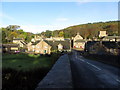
[20, 41, 27, 45]
[44, 40, 70, 50]
[74, 39, 86, 42]
[85, 41, 119, 49]
[32, 40, 41, 45]
[102, 41, 118, 49]
[2, 44, 19, 47]
[31, 40, 70, 50]
[103, 36, 120, 39]
[13, 38, 23, 40]
[85, 41, 99, 47]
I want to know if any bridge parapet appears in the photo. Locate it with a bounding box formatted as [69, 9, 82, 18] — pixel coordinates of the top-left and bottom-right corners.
[35, 54, 73, 89]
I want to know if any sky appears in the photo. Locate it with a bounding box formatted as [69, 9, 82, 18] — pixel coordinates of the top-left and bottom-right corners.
[0, 2, 118, 33]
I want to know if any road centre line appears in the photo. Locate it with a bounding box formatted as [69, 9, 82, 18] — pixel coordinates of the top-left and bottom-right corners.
[76, 56, 85, 62]
[76, 53, 120, 84]
[116, 79, 120, 83]
[75, 52, 101, 70]
[79, 58, 85, 62]
[77, 56, 101, 71]
[86, 62, 101, 70]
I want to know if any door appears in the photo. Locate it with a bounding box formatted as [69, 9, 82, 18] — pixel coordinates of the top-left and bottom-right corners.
[44, 50, 46, 54]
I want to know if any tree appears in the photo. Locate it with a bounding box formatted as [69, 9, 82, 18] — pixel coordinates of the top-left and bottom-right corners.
[8, 31, 18, 41]
[45, 30, 52, 38]
[59, 31, 64, 37]
[53, 30, 59, 37]
[25, 32, 34, 43]
[6, 25, 20, 31]
[2, 30, 7, 43]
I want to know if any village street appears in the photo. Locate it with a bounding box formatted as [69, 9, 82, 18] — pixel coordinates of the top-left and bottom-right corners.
[70, 50, 120, 88]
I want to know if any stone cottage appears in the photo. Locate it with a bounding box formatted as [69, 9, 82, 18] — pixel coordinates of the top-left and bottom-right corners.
[73, 33, 86, 51]
[2, 44, 19, 53]
[85, 41, 120, 55]
[27, 39, 70, 54]
[13, 38, 27, 48]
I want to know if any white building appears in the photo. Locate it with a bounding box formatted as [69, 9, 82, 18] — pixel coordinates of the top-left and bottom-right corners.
[99, 31, 107, 37]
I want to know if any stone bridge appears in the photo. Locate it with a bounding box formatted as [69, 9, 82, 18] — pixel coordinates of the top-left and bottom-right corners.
[35, 54, 73, 89]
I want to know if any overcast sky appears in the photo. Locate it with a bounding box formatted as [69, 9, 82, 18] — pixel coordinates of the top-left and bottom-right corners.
[1, 2, 118, 33]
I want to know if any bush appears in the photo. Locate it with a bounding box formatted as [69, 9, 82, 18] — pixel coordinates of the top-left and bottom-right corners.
[2, 53, 61, 90]
[2, 68, 50, 90]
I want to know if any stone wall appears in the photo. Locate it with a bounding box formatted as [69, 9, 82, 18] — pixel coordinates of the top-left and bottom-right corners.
[35, 54, 73, 89]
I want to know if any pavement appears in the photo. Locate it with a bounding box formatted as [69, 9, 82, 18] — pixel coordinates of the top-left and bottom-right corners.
[70, 50, 120, 88]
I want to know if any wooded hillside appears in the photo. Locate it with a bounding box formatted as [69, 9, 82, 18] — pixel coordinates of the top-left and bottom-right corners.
[1, 21, 119, 44]
[40, 21, 119, 39]
[1, 25, 34, 44]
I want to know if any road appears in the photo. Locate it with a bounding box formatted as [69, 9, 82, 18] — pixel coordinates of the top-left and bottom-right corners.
[70, 50, 120, 88]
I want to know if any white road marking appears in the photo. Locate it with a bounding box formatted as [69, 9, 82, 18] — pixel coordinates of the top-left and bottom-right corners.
[77, 55, 101, 70]
[86, 62, 101, 70]
[75, 53, 101, 70]
[79, 58, 85, 62]
[116, 79, 120, 83]
[75, 52, 120, 84]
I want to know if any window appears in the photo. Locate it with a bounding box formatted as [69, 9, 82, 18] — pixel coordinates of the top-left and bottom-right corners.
[32, 46, 35, 48]
[44, 46, 48, 48]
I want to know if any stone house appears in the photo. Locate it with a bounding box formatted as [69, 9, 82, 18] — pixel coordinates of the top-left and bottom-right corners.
[87, 42, 107, 54]
[85, 41, 120, 55]
[99, 31, 107, 37]
[58, 43, 63, 51]
[2, 44, 19, 53]
[31, 35, 44, 42]
[13, 38, 27, 48]
[73, 33, 83, 41]
[73, 33, 86, 51]
[13, 38, 23, 43]
[45, 40, 70, 52]
[102, 41, 120, 55]
[27, 39, 70, 54]
[102, 36, 120, 42]
[28, 40, 51, 54]
[45, 37, 65, 41]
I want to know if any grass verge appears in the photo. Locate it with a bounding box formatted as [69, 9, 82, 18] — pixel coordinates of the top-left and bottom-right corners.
[2, 53, 61, 90]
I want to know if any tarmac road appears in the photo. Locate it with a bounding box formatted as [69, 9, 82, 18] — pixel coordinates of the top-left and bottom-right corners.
[70, 50, 120, 88]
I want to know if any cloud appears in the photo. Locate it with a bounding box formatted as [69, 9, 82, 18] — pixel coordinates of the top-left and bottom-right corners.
[56, 18, 69, 22]
[0, 13, 15, 21]
[20, 24, 71, 34]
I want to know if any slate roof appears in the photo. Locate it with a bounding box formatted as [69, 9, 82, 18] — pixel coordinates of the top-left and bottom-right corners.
[13, 38, 23, 40]
[44, 40, 70, 50]
[20, 41, 27, 45]
[32, 40, 41, 45]
[31, 40, 70, 50]
[2, 44, 19, 47]
[103, 36, 120, 39]
[85, 41, 119, 50]
[102, 41, 119, 49]
[85, 41, 99, 50]
[74, 39, 86, 42]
